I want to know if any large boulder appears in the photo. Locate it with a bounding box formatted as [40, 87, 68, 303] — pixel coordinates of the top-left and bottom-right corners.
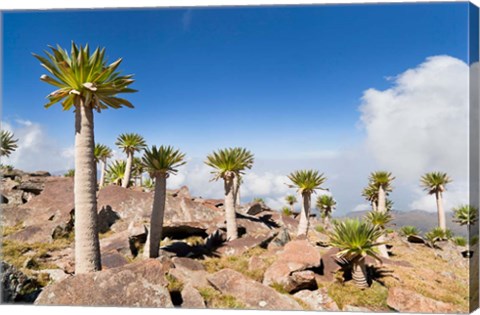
[216, 233, 277, 256]
[207, 269, 302, 310]
[35, 259, 174, 307]
[169, 257, 209, 289]
[8, 177, 74, 243]
[284, 270, 317, 293]
[97, 185, 223, 235]
[180, 283, 206, 309]
[263, 240, 321, 292]
[386, 287, 455, 313]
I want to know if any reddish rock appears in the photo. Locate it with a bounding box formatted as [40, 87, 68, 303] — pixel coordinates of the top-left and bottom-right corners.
[98, 185, 223, 234]
[100, 231, 133, 258]
[293, 288, 339, 311]
[316, 247, 342, 281]
[181, 283, 206, 309]
[35, 259, 173, 307]
[207, 269, 301, 310]
[169, 257, 209, 289]
[387, 287, 455, 313]
[263, 240, 321, 288]
[284, 270, 317, 293]
[248, 256, 267, 272]
[101, 251, 129, 269]
[8, 177, 74, 243]
[216, 233, 277, 256]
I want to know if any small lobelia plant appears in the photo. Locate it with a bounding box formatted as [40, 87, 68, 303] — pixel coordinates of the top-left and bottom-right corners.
[399, 226, 420, 237]
[452, 236, 467, 247]
[453, 205, 478, 227]
[328, 218, 383, 289]
[281, 206, 293, 216]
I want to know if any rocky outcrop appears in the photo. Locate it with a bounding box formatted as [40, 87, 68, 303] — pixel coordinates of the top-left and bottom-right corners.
[35, 259, 173, 307]
[1, 170, 50, 206]
[207, 269, 302, 310]
[263, 240, 322, 292]
[284, 270, 317, 293]
[387, 287, 455, 313]
[98, 185, 222, 230]
[216, 233, 277, 256]
[6, 177, 74, 243]
[1, 261, 42, 303]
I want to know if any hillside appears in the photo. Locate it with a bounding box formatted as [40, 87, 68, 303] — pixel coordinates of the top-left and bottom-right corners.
[0, 169, 474, 312]
[344, 210, 467, 237]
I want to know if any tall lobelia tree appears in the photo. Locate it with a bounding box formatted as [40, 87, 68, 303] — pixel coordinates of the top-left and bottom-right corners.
[94, 143, 112, 188]
[366, 171, 394, 258]
[34, 43, 137, 273]
[233, 175, 243, 208]
[205, 147, 254, 241]
[420, 172, 452, 231]
[115, 133, 146, 188]
[368, 171, 395, 213]
[0, 130, 18, 158]
[142, 145, 186, 258]
[316, 194, 336, 229]
[285, 194, 297, 214]
[288, 170, 327, 237]
[362, 184, 379, 212]
[106, 160, 127, 186]
[132, 156, 145, 187]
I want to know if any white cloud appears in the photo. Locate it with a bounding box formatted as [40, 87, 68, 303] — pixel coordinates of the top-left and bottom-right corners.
[2, 120, 74, 173]
[359, 55, 469, 210]
[409, 184, 469, 213]
[353, 203, 371, 212]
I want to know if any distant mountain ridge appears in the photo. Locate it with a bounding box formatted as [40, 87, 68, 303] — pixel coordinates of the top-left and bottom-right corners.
[342, 209, 466, 237]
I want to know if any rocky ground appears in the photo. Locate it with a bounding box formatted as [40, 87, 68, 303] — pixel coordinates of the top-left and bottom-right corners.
[0, 170, 473, 312]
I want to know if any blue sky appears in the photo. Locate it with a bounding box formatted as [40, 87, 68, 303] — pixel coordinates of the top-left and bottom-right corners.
[1, 3, 475, 213]
[3, 3, 469, 157]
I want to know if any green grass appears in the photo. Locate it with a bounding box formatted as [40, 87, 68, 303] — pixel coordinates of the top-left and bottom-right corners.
[315, 225, 326, 233]
[2, 238, 72, 270]
[281, 207, 293, 216]
[269, 282, 289, 294]
[201, 247, 274, 282]
[1, 222, 24, 237]
[198, 286, 246, 309]
[452, 236, 467, 247]
[166, 273, 184, 292]
[293, 297, 312, 310]
[327, 281, 388, 311]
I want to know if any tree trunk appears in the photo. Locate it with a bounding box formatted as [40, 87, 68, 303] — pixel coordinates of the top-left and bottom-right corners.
[144, 173, 167, 258]
[372, 201, 377, 212]
[122, 152, 133, 188]
[377, 233, 389, 258]
[74, 102, 101, 274]
[225, 173, 238, 241]
[297, 192, 311, 237]
[436, 191, 447, 231]
[377, 186, 386, 213]
[352, 257, 369, 288]
[233, 175, 241, 208]
[324, 214, 331, 230]
[99, 160, 107, 188]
